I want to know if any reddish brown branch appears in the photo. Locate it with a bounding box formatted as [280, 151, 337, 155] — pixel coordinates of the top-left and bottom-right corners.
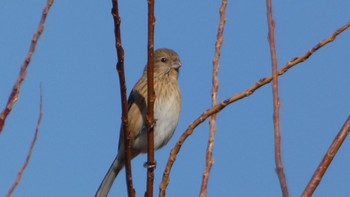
[200, 0, 227, 196]
[6, 88, 43, 197]
[145, 0, 156, 196]
[302, 115, 350, 196]
[159, 22, 350, 196]
[0, 0, 53, 133]
[111, 0, 135, 196]
[266, 0, 289, 196]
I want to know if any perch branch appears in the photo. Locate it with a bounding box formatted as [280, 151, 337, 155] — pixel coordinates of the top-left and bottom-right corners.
[145, 0, 156, 196]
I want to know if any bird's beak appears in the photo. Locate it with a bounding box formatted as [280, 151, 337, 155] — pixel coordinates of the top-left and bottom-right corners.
[172, 61, 182, 70]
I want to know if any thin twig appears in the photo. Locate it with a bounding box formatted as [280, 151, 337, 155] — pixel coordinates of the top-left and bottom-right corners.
[159, 22, 350, 196]
[6, 88, 43, 197]
[0, 0, 54, 133]
[199, 0, 227, 196]
[111, 0, 135, 196]
[266, 0, 289, 196]
[145, 0, 156, 196]
[301, 115, 350, 196]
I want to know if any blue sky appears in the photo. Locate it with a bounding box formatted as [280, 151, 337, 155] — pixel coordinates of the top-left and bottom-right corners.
[1, 0, 350, 196]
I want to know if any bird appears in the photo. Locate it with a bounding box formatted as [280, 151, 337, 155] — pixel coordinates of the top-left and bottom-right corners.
[96, 48, 182, 197]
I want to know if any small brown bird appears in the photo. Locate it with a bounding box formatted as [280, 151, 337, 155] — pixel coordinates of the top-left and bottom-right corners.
[96, 48, 182, 197]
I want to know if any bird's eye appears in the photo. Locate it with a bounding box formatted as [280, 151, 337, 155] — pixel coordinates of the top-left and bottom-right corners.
[160, 57, 167, 63]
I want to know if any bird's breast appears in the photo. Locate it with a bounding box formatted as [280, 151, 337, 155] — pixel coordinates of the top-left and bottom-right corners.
[153, 82, 181, 149]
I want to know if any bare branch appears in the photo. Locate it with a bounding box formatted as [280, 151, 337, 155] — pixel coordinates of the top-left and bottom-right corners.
[6, 88, 43, 197]
[200, 0, 227, 196]
[266, 0, 289, 196]
[0, 0, 54, 133]
[302, 115, 350, 196]
[111, 0, 135, 195]
[145, 0, 156, 196]
[159, 22, 350, 196]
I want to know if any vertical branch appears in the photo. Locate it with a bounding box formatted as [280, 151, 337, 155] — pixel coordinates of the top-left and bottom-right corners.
[146, 0, 156, 196]
[302, 116, 350, 196]
[111, 0, 135, 196]
[266, 0, 289, 196]
[199, 0, 227, 196]
[0, 0, 54, 133]
[6, 88, 43, 197]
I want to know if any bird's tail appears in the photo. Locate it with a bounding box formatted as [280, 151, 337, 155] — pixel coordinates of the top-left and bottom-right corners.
[95, 157, 123, 197]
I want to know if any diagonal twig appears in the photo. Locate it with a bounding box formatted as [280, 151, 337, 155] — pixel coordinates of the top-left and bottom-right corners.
[0, 0, 53, 133]
[266, 0, 289, 196]
[6, 88, 44, 197]
[159, 22, 350, 196]
[302, 115, 350, 196]
[199, 0, 227, 196]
